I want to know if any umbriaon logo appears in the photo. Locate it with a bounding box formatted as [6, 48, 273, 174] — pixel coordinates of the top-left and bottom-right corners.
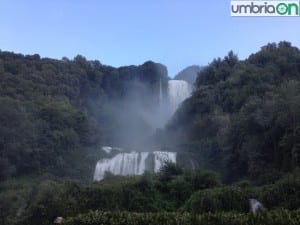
[231, 1, 300, 16]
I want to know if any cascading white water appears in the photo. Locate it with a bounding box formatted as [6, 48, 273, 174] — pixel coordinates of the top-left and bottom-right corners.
[93, 80, 191, 181]
[153, 151, 177, 172]
[93, 151, 177, 181]
[168, 80, 192, 114]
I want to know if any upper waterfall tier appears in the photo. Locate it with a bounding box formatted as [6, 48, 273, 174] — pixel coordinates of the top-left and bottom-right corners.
[168, 80, 192, 114]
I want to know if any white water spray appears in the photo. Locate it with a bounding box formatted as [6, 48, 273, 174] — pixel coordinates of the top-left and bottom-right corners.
[168, 80, 192, 114]
[93, 79, 190, 181]
[93, 151, 177, 181]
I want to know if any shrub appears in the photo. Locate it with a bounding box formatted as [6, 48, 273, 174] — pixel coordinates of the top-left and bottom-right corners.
[184, 186, 260, 213]
[64, 209, 300, 225]
[262, 175, 300, 210]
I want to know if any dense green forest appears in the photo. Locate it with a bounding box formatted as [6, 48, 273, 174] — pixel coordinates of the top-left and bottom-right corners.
[1, 42, 300, 225]
[163, 41, 300, 182]
[0, 52, 168, 181]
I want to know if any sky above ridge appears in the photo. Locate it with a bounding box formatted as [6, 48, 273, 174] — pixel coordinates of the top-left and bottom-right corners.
[0, 0, 299, 77]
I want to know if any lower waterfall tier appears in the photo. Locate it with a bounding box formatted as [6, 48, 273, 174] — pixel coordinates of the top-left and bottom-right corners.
[93, 151, 177, 181]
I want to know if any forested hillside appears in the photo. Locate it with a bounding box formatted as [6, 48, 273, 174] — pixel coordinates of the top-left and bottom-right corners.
[1, 42, 300, 225]
[164, 41, 300, 182]
[0, 51, 168, 181]
[1, 42, 300, 183]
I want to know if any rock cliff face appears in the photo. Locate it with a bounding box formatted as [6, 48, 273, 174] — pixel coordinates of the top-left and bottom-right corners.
[174, 65, 203, 85]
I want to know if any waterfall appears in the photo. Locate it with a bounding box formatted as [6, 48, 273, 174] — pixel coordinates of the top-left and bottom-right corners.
[168, 80, 192, 114]
[94, 151, 177, 181]
[159, 78, 163, 106]
[93, 79, 191, 181]
[153, 151, 177, 172]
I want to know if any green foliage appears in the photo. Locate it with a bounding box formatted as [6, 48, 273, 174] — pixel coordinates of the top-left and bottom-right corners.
[262, 174, 300, 210]
[0, 167, 221, 224]
[158, 161, 183, 181]
[2, 42, 300, 225]
[0, 52, 104, 180]
[190, 169, 221, 190]
[0, 51, 168, 181]
[1, 169, 300, 225]
[184, 186, 258, 213]
[165, 41, 300, 182]
[0, 178, 34, 225]
[64, 209, 300, 225]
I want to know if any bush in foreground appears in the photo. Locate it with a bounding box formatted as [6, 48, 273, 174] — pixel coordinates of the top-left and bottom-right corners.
[64, 209, 300, 225]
